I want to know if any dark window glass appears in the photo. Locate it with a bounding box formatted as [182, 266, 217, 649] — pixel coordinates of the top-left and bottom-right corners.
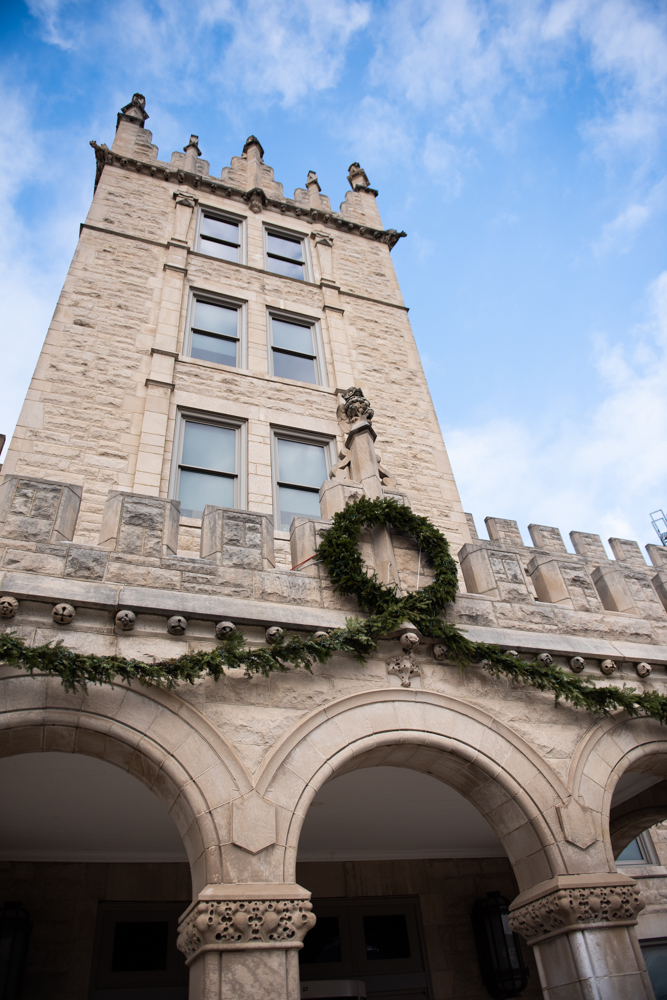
[272, 319, 312, 354]
[194, 301, 238, 337]
[199, 215, 240, 262]
[363, 914, 411, 961]
[299, 916, 342, 965]
[617, 838, 645, 862]
[179, 422, 236, 517]
[273, 351, 317, 383]
[111, 921, 168, 973]
[278, 439, 327, 488]
[642, 943, 667, 1000]
[266, 232, 305, 279]
[190, 301, 238, 367]
[191, 332, 237, 367]
[277, 486, 322, 531]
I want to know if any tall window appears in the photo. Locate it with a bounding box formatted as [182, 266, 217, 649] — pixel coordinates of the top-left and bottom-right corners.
[274, 435, 329, 531]
[270, 315, 321, 385]
[197, 213, 241, 262]
[265, 230, 307, 280]
[175, 418, 240, 518]
[188, 298, 240, 367]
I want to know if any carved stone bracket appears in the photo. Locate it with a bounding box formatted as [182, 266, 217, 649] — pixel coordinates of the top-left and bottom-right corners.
[508, 874, 644, 945]
[387, 652, 420, 687]
[177, 884, 315, 963]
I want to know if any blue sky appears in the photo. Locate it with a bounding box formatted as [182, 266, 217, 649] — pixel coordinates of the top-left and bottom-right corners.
[1, 0, 666, 554]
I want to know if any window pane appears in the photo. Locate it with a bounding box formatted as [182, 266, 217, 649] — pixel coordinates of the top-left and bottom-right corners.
[267, 233, 303, 261]
[272, 319, 313, 354]
[299, 916, 342, 965]
[266, 255, 304, 280]
[112, 921, 169, 973]
[642, 943, 667, 1000]
[278, 486, 321, 531]
[193, 301, 238, 338]
[363, 914, 411, 961]
[278, 439, 327, 488]
[617, 838, 645, 862]
[200, 237, 239, 263]
[201, 215, 239, 245]
[273, 350, 317, 384]
[179, 470, 234, 518]
[182, 422, 235, 474]
[191, 333, 237, 367]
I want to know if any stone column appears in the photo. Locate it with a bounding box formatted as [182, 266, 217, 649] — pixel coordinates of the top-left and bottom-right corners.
[177, 883, 316, 1000]
[509, 873, 653, 999]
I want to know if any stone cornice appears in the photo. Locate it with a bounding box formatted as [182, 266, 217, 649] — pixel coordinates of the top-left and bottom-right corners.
[508, 873, 644, 944]
[90, 141, 406, 250]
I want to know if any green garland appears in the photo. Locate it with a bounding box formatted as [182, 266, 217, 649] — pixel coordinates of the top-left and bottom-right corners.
[1, 496, 667, 723]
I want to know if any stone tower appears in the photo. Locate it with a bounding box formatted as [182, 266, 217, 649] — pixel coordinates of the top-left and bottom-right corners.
[2, 94, 667, 1000]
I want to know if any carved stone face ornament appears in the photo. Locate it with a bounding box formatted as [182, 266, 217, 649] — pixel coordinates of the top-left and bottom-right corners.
[115, 609, 136, 631]
[600, 659, 617, 675]
[0, 595, 19, 619]
[266, 626, 284, 644]
[570, 656, 586, 673]
[215, 621, 236, 640]
[432, 644, 448, 661]
[400, 632, 420, 650]
[537, 652, 554, 666]
[167, 615, 188, 635]
[636, 661, 652, 678]
[387, 653, 420, 688]
[52, 603, 75, 625]
[341, 387, 374, 424]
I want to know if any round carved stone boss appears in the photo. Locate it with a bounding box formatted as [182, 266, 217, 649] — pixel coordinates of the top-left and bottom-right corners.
[400, 632, 420, 650]
[52, 603, 75, 625]
[0, 595, 19, 619]
[115, 609, 136, 631]
[215, 621, 236, 640]
[167, 615, 188, 635]
[312, 631, 329, 644]
[635, 661, 652, 678]
[266, 626, 284, 644]
[432, 644, 448, 661]
[537, 652, 554, 666]
[600, 658, 617, 675]
[570, 656, 586, 673]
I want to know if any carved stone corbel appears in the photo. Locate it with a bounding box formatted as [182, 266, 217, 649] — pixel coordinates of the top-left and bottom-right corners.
[508, 873, 644, 945]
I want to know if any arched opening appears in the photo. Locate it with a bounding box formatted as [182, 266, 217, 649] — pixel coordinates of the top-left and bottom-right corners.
[0, 752, 191, 1000]
[294, 760, 541, 1000]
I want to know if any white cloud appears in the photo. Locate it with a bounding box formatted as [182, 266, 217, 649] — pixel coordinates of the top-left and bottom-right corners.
[594, 177, 667, 255]
[446, 269, 667, 551]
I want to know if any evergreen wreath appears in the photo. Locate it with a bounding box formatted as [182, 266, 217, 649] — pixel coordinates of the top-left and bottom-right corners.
[1, 495, 667, 724]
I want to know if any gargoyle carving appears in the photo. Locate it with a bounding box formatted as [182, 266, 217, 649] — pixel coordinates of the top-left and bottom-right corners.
[338, 387, 374, 425]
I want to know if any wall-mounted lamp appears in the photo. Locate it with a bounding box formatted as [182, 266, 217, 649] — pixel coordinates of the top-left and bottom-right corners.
[0, 901, 32, 999]
[471, 892, 528, 1000]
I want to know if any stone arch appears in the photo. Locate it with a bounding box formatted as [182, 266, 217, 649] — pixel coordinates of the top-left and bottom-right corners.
[0, 671, 252, 892]
[570, 714, 667, 867]
[256, 689, 574, 891]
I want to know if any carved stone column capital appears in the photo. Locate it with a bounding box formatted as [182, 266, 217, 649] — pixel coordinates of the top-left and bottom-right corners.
[508, 873, 644, 945]
[177, 884, 316, 964]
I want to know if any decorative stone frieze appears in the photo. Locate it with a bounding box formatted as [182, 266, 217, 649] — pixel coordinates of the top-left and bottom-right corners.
[0, 596, 19, 619]
[177, 889, 316, 963]
[52, 603, 75, 625]
[508, 874, 644, 945]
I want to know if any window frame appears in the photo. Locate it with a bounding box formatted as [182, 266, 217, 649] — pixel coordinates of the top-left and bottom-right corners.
[183, 289, 247, 370]
[616, 830, 660, 866]
[195, 207, 246, 264]
[263, 224, 312, 282]
[266, 308, 327, 387]
[169, 409, 247, 519]
[270, 427, 334, 534]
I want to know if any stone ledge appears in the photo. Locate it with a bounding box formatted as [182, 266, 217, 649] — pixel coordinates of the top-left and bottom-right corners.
[461, 623, 667, 663]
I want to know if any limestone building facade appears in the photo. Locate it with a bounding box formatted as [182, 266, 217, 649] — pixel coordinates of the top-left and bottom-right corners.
[2, 94, 667, 1000]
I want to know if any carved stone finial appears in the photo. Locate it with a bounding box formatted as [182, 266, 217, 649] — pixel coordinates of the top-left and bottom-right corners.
[347, 162, 370, 191]
[306, 170, 321, 192]
[183, 134, 201, 155]
[340, 387, 374, 425]
[117, 93, 149, 130]
[243, 135, 265, 159]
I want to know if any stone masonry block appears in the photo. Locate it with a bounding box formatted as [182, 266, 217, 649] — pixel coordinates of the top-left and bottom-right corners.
[485, 517, 524, 548]
[319, 479, 365, 519]
[459, 542, 533, 603]
[526, 553, 572, 607]
[290, 517, 331, 577]
[570, 531, 608, 563]
[0, 476, 82, 543]
[98, 490, 180, 557]
[528, 524, 568, 553]
[647, 545, 667, 570]
[591, 564, 638, 615]
[464, 513, 479, 540]
[653, 572, 667, 612]
[608, 537, 649, 571]
[200, 506, 274, 569]
[231, 791, 277, 854]
[526, 553, 603, 611]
